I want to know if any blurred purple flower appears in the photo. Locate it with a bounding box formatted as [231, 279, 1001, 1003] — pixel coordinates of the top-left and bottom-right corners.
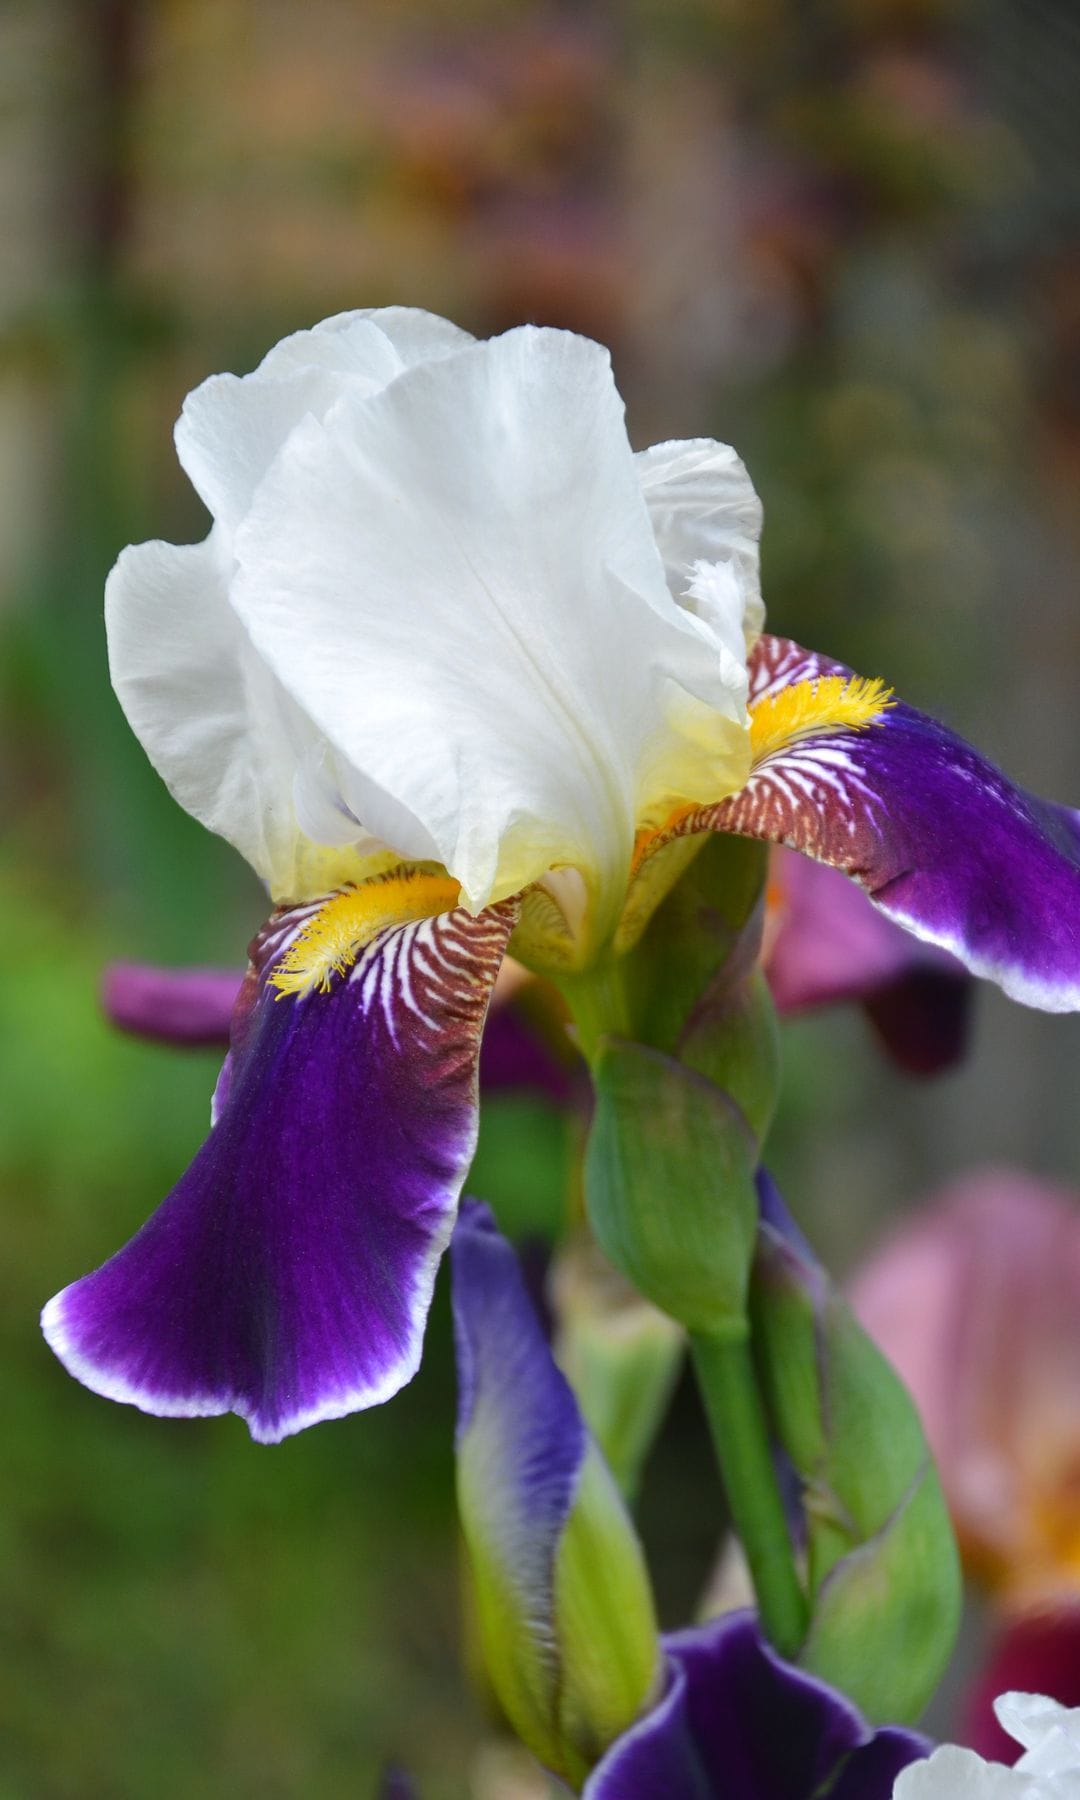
[375, 1768, 418, 1800]
[584, 1612, 926, 1799]
[764, 848, 971, 1075]
[102, 961, 242, 1048]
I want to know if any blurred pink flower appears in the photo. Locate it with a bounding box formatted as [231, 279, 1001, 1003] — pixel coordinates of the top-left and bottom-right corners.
[852, 1171, 1080, 1760]
[851, 1169, 1080, 1610]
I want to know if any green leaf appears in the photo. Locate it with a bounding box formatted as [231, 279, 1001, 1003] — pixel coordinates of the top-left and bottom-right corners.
[585, 1040, 759, 1334]
[751, 1219, 962, 1721]
[620, 834, 770, 1049]
[798, 1462, 958, 1724]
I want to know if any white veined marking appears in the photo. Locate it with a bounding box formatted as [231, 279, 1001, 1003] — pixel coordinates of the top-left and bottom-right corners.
[749, 638, 831, 704]
[344, 909, 508, 1050]
[735, 733, 887, 853]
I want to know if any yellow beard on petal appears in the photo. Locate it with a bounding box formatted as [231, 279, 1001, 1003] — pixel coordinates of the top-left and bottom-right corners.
[269, 870, 461, 997]
[748, 674, 894, 765]
[602, 677, 893, 957]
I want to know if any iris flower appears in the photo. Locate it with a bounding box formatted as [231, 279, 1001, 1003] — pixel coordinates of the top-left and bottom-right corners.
[43, 307, 1080, 1442]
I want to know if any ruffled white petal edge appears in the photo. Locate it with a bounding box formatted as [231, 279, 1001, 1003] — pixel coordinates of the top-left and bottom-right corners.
[175, 307, 477, 535]
[892, 1745, 1034, 1796]
[106, 529, 299, 883]
[636, 435, 764, 640]
[1001, 1694, 1080, 1777]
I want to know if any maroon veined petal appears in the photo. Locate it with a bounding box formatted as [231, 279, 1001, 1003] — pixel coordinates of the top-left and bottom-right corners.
[700, 634, 1080, 1013]
[43, 899, 516, 1443]
[102, 954, 584, 1102]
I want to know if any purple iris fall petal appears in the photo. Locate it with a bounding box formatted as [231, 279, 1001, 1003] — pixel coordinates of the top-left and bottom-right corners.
[102, 961, 243, 1048]
[766, 850, 971, 1075]
[584, 1611, 928, 1800]
[704, 635, 1080, 1012]
[43, 901, 516, 1443]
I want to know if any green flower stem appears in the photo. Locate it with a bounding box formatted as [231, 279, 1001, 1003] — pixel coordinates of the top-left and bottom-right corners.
[690, 1327, 808, 1661]
[558, 960, 634, 1064]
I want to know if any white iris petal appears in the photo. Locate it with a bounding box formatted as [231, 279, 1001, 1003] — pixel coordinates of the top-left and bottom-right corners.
[107, 309, 761, 941]
[1000, 1696, 1080, 1760]
[683, 560, 756, 684]
[292, 744, 367, 849]
[175, 308, 476, 537]
[636, 436, 765, 641]
[106, 527, 314, 885]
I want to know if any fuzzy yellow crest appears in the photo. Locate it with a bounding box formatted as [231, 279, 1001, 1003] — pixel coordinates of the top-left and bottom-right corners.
[749, 673, 893, 766]
[269, 871, 461, 998]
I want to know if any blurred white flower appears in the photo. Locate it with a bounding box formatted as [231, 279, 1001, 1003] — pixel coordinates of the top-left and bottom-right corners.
[894, 1695, 1080, 1796]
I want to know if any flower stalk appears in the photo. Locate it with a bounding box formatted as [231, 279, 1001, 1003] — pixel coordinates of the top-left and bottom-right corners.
[558, 958, 636, 1063]
[569, 830, 811, 1655]
[691, 1326, 809, 1659]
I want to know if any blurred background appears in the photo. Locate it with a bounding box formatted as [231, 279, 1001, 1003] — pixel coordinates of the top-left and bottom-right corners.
[3, 1, 1080, 1793]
